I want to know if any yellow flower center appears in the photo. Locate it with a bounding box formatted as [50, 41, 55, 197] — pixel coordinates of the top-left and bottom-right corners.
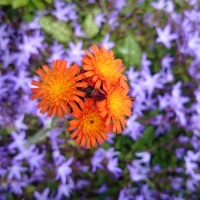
[42, 71, 75, 106]
[107, 89, 129, 118]
[81, 109, 105, 138]
[95, 54, 121, 83]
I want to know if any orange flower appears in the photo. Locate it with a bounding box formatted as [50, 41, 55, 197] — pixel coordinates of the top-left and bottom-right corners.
[82, 45, 128, 90]
[68, 98, 112, 149]
[96, 86, 132, 134]
[31, 60, 87, 118]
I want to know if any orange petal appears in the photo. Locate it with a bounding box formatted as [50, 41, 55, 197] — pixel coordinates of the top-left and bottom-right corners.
[84, 71, 95, 78]
[80, 136, 86, 147]
[70, 130, 80, 139]
[31, 80, 41, 87]
[86, 139, 91, 149]
[91, 137, 97, 147]
[40, 104, 49, 114]
[97, 135, 104, 144]
[84, 50, 94, 58]
[52, 106, 58, 116]
[58, 107, 64, 118]
[95, 79, 102, 89]
[47, 106, 54, 117]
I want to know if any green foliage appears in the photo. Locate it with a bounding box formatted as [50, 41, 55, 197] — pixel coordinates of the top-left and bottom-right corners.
[43, 0, 52, 3]
[23, 1, 35, 22]
[114, 34, 142, 69]
[31, 0, 45, 10]
[143, 126, 155, 147]
[12, 0, 29, 8]
[0, 0, 11, 5]
[83, 14, 100, 39]
[39, 16, 72, 43]
[0, 0, 53, 11]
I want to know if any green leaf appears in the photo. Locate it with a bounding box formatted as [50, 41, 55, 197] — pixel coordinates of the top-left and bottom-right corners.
[0, 0, 11, 5]
[26, 128, 50, 146]
[47, 181, 57, 191]
[43, 0, 53, 3]
[94, 173, 107, 187]
[39, 16, 54, 34]
[23, 1, 35, 22]
[83, 14, 99, 38]
[131, 138, 145, 151]
[12, 0, 29, 8]
[52, 21, 71, 43]
[114, 34, 142, 68]
[143, 126, 155, 147]
[31, 0, 45, 10]
[25, 185, 35, 193]
[39, 16, 72, 43]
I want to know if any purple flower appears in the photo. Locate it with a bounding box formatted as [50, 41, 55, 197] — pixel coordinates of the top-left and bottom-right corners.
[9, 70, 31, 93]
[184, 150, 200, 176]
[108, 11, 119, 30]
[0, 37, 9, 50]
[91, 148, 105, 172]
[12, 51, 30, 69]
[114, 0, 127, 12]
[104, 147, 120, 159]
[106, 133, 115, 144]
[9, 180, 27, 195]
[7, 162, 27, 180]
[123, 114, 144, 140]
[157, 94, 171, 110]
[127, 152, 150, 182]
[55, 157, 73, 184]
[47, 41, 65, 63]
[14, 145, 36, 161]
[1, 49, 14, 69]
[55, 177, 74, 199]
[171, 82, 190, 110]
[52, 1, 78, 22]
[76, 179, 90, 190]
[95, 13, 106, 27]
[118, 187, 134, 200]
[0, 24, 8, 38]
[126, 67, 139, 82]
[73, 23, 86, 37]
[14, 114, 28, 131]
[18, 34, 39, 58]
[151, 0, 174, 13]
[186, 0, 198, 6]
[8, 131, 26, 152]
[91, 148, 120, 173]
[100, 34, 115, 50]
[135, 152, 151, 163]
[98, 184, 107, 194]
[34, 188, 50, 200]
[66, 41, 85, 66]
[107, 157, 122, 177]
[88, 0, 95, 3]
[141, 53, 151, 73]
[161, 54, 174, 68]
[0, 73, 9, 98]
[156, 24, 178, 48]
[28, 149, 45, 172]
[141, 71, 163, 96]
[176, 148, 185, 159]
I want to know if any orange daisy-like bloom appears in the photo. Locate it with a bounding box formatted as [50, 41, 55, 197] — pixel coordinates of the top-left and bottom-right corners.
[96, 86, 132, 134]
[68, 98, 112, 149]
[31, 60, 87, 118]
[82, 45, 128, 90]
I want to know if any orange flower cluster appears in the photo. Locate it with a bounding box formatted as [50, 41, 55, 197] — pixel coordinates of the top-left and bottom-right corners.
[31, 45, 133, 149]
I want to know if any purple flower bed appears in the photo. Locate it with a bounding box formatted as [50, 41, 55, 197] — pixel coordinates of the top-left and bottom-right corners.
[0, 0, 200, 199]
